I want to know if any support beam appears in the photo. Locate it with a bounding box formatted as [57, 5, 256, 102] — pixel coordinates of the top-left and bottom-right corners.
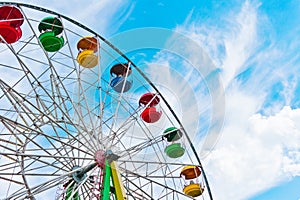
[102, 160, 111, 200]
[111, 161, 127, 200]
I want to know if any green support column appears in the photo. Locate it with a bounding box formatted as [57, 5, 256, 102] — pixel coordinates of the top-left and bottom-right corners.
[102, 160, 111, 200]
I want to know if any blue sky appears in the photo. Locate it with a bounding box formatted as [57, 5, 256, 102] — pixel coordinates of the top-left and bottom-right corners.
[115, 1, 300, 199]
[4, 0, 300, 199]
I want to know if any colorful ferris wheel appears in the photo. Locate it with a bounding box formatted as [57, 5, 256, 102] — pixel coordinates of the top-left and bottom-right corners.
[0, 2, 213, 200]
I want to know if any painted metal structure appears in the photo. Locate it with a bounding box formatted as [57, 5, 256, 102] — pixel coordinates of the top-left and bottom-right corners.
[0, 2, 213, 200]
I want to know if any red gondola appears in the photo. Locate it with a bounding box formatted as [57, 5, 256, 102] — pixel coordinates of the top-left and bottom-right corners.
[0, 6, 24, 44]
[139, 93, 162, 123]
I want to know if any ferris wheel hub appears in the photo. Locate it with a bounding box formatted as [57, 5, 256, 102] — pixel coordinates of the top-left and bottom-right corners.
[0, 3, 212, 199]
[72, 166, 87, 183]
[71, 163, 98, 183]
[95, 150, 106, 168]
[95, 149, 120, 168]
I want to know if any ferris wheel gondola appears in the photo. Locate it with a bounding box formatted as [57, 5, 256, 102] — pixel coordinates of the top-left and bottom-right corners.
[0, 2, 213, 200]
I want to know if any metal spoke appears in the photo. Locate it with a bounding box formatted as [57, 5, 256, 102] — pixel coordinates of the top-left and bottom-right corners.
[0, 2, 212, 200]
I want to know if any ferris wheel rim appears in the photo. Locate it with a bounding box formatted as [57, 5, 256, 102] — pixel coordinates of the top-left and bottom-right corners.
[0, 2, 213, 200]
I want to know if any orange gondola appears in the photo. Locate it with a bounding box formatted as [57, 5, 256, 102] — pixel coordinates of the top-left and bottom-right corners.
[180, 166, 204, 197]
[77, 36, 99, 68]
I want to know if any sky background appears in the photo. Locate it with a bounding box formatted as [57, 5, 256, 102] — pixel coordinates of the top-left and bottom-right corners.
[2, 0, 300, 199]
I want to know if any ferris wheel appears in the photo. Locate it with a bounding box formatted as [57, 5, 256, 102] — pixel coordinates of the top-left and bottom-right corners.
[0, 2, 213, 200]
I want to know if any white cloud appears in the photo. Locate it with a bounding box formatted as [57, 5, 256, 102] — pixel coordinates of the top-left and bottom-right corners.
[2, 1, 300, 199]
[148, 0, 300, 199]
[221, 1, 259, 87]
[206, 93, 300, 200]
[177, 1, 261, 89]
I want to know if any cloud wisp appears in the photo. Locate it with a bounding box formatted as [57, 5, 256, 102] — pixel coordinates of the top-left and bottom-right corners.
[145, 0, 300, 199]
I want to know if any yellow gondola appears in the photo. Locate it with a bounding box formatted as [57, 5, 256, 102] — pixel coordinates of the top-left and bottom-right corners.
[77, 36, 99, 68]
[180, 166, 204, 197]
